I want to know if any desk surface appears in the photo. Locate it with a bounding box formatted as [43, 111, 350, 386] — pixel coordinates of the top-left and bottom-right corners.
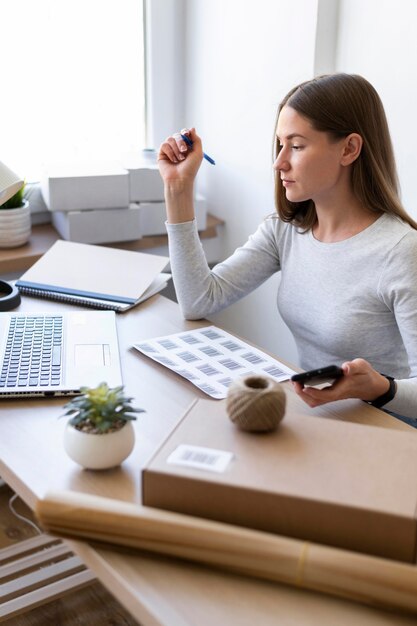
[0, 295, 415, 626]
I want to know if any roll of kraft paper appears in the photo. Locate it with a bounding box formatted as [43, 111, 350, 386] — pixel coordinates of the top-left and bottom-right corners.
[226, 374, 286, 432]
[36, 490, 417, 614]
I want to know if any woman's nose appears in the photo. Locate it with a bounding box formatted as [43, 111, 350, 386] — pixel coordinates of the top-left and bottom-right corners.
[273, 153, 289, 172]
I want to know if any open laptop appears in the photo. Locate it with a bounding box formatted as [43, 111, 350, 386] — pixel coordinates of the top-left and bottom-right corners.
[0, 310, 122, 398]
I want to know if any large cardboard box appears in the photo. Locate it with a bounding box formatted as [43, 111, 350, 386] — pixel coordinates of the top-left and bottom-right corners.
[143, 398, 417, 562]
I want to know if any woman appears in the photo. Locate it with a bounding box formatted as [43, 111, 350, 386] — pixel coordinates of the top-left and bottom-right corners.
[157, 73, 417, 422]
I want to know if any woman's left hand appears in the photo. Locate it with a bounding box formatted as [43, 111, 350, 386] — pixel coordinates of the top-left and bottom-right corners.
[292, 358, 391, 408]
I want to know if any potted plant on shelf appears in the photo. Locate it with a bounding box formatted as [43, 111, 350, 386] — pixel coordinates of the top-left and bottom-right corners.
[62, 382, 145, 470]
[0, 181, 32, 248]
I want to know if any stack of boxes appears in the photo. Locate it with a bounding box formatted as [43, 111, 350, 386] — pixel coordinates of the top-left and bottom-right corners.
[41, 163, 136, 244]
[40, 152, 207, 244]
[126, 150, 207, 236]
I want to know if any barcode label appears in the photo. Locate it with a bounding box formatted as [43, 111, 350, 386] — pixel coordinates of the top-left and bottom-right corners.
[242, 352, 266, 364]
[221, 340, 242, 352]
[219, 358, 243, 371]
[200, 329, 223, 340]
[167, 444, 233, 473]
[158, 339, 178, 350]
[136, 343, 157, 353]
[199, 345, 222, 357]
[176, 369, 198, 380]
[178, 351, 200, 363]
[263, 364, 286, 378]
[218, 377, 233, 387]
[196, 363, 221, 376]
[180, 334, 202, 345]
[196, 382, 223, 397]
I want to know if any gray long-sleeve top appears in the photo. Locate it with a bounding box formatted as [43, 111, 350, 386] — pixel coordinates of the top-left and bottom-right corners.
[166, 212, 417, 419]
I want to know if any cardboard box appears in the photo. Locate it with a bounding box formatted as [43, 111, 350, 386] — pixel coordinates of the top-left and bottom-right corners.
[51, 205, 142, 244]
[41, 163, 130, 212]
[127, 164, 165, 202]
[137, 195, 207, 236]
[143, 398, 417, 562]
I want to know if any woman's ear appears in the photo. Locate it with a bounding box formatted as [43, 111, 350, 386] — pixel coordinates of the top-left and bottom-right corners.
[341, 133, 363, 166]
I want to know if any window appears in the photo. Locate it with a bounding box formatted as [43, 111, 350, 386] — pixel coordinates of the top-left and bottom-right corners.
[1, 0, 145, 181]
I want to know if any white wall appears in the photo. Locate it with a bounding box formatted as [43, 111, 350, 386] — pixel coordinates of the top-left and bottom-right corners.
[183, 0, 318, 363]
[336, 0, 417, 219]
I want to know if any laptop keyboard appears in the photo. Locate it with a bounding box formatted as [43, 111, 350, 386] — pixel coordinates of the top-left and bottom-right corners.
[0, 315, 63, 388]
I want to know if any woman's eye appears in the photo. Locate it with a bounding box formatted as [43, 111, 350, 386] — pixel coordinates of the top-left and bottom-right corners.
[277, 143, 304, 153]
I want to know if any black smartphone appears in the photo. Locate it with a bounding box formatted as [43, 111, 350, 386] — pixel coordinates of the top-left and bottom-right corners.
[291, 365, 344, 386]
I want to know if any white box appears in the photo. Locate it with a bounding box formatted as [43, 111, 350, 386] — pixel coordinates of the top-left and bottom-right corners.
[41, 163, 130, 212]
[127, 164, 165, 202]
[26, 182, 51, 225]
[138, 196, 207, 236]
[51, 205, 142, 244]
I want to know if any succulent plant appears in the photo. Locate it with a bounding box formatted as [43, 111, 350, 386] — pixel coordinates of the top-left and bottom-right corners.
[62, 382, 144, 434]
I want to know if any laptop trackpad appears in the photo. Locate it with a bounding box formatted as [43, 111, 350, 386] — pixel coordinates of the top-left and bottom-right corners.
[75, 344, 110, 366]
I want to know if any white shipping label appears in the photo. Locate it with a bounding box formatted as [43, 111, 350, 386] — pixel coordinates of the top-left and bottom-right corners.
[167, 444, 233, 473]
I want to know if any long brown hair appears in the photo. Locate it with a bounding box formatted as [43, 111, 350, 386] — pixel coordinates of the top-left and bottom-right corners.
[274, 73, 417, 231]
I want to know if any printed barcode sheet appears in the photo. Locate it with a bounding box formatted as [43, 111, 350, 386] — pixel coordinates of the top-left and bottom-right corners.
[134, 325, 295, 399]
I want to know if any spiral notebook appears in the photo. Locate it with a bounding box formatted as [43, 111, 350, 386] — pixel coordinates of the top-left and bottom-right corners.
[16, 240, 170, 312]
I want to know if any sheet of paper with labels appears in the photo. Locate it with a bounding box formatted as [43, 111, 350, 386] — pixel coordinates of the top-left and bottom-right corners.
[134, 325, 295, 398]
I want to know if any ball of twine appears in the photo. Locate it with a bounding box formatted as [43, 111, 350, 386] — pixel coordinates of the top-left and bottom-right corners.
[226, 374, 286, 433]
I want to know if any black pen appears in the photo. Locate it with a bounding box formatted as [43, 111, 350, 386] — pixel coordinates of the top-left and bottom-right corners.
[180, 133, 216, 165]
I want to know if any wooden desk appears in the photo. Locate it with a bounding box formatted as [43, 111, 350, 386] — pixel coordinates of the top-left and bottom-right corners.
[0, 214, 224, 275]
[0, 295, 416, 626]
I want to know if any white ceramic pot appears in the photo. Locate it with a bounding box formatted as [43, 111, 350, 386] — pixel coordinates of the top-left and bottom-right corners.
[63, 421, 135, 470]
[0, 199, 31, 248]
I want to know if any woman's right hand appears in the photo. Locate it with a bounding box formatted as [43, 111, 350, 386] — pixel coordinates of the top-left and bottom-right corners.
[157, 127, 204, 190]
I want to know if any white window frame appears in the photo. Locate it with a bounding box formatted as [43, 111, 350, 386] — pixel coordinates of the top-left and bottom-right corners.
[144, 0, 186, 150]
